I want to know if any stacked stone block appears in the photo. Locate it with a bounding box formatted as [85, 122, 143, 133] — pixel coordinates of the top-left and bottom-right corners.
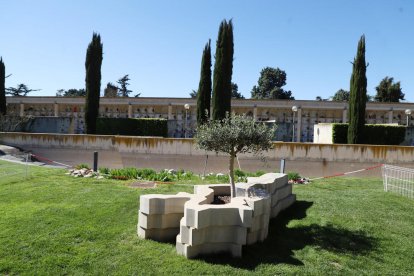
[137, 192, 192, 241]
[137, 173, 295, 258]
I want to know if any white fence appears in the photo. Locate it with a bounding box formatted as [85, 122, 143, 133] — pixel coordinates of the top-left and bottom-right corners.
[382, 164, 414, 199]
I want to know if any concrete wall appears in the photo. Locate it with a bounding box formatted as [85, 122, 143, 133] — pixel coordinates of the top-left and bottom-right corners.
[2, 132, 414, 164]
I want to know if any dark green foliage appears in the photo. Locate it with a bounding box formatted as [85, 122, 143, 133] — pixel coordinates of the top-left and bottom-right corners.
[117, 75, 133, 97]
[189, 90, 197, 98]
[0, 58, 6, 115]
[251, 67, 294, 99]
[85, 33, 103, 134]
[332, 124, 349, 144]
[96, 118, 167, 137]
[56, 88, 86, 97]
[333, 123, 405, 145]
[332, 89, 350, 101]
[212, 19, 234, 120]
[348, 35, 368, 144]
[6, 83, 40, 96]
[231, 82, 244, 99]
[196, 40, 212, 125]
[288, 171, 301, 181]
[103, 83, 118, 97]
[374, 77, 404, 102]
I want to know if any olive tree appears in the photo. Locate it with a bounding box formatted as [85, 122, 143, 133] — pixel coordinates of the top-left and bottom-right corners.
[195, 114, 275, 198]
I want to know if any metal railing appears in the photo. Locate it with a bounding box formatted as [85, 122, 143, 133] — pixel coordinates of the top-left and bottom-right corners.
[382, 164, 414, 199]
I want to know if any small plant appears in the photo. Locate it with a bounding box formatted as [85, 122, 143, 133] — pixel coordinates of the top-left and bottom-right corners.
[288, 171, 301, 181]
[99, 167, 110, 175]
[75, 163, 91, 170]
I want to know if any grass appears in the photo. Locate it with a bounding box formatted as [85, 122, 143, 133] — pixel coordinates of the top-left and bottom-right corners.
[0, 160, 413, 275]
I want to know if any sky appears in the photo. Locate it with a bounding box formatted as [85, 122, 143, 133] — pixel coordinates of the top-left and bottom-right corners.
[1, 0, 413, 101]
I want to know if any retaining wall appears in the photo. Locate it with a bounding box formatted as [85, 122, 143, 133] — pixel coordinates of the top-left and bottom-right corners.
[2, 132, 414, 164]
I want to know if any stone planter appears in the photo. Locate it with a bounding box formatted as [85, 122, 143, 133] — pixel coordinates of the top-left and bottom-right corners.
[138, 173, 295, 258]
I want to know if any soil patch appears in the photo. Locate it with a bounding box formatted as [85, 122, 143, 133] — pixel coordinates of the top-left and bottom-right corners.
[211, 195, 231, 204]
[128, 181, 157, 189]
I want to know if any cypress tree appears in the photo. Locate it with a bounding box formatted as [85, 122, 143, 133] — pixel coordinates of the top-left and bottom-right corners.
[348, 35, 368, 144]
[212, 19, 234, 120]
[0, 58, 6, 115]
[85, 33, 103, 134]
[196, 40, 212, 125]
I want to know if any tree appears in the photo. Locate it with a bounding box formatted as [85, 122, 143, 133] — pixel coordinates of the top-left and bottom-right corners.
[348, 35, 368, 144]
[196, 114, 274, 198]
[196, 40, 212, 125]
[189, 90, 197, 98]
[117, 75, 132, 97]
[0, 58, 6, 115]
[212, 19, 234, 120]
[6, 83, 40, 96]
[231, 82, 244, 99]
[374, 77, 405, 102]
[85, 33, 103, 134]
[56, 88, 86, 97]
[332, 89, 350, 101]
[104, 82, 118, 97]
[251, 67, 294, 99]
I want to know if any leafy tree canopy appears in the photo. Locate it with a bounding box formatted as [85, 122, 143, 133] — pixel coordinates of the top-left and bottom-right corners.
[117, 75, 133, 97]
[251, 67, 294, 99]
[56, 88, 86, 97]
[6, 83, 40, 96]
[231, 82, 244, 99]
[189, 90, 197, 98]
[196, 113, 274, 198]
[374, 77, 405, 102]
[332, 89, 350, 101]
[104, 82, 118, 97]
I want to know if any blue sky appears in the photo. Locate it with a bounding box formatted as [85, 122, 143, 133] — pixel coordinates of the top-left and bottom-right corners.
[1, 0, 413, 101]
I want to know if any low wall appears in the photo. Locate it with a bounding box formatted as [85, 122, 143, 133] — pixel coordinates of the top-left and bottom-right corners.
[2, 132, 414, 164]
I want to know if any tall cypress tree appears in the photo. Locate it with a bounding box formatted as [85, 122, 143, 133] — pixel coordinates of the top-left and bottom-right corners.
[0, 57, 6, 115]
[348, 35, 367, 144]
[212, 19, 234, 120]
[85, 33, 103, 134]
[196, 40, 212, 125]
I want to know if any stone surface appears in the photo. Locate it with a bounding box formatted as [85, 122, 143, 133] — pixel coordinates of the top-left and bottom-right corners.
[137, 173, 296, 259]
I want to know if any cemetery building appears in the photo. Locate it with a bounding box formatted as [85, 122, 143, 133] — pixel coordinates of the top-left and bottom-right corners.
[6, 96, 414, 142]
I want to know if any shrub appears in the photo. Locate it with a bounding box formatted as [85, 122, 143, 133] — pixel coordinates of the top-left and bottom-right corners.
[288, 171, 300, 181]
[96, 118, 167, 137]
[75, 163, 90, 170]
[332, 123, 405, 145]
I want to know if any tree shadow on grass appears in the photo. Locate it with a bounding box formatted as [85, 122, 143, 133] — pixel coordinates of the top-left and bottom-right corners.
[198, 200, 377, 270]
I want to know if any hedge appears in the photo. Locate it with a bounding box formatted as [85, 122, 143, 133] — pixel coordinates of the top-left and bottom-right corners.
[332, 123, 406, 145]
[96, 118, 168, 137]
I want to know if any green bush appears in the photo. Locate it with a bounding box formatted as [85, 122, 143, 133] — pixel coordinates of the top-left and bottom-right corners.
[96, 118, 167, 137]
[332, 123, 406, 145]
[75, 163, 90, 170]
[288, 171, 301, 181]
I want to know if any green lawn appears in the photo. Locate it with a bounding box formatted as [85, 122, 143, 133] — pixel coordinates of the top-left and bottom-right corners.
[0, 161, 413, 275]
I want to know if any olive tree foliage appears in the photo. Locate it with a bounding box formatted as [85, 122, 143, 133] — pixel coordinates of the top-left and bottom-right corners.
[196, 114, 275, 198]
